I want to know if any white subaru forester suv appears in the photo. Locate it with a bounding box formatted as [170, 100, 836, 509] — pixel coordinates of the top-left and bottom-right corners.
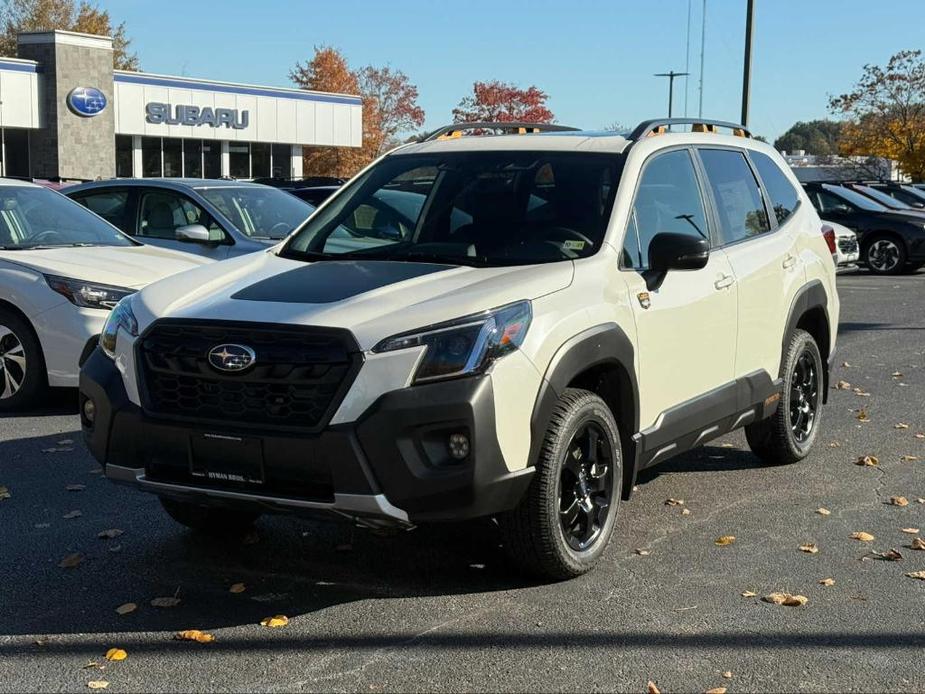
[81, 119, 839, 580]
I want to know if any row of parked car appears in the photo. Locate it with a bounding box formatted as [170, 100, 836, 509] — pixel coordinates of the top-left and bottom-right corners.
[805, 180, 925, 275]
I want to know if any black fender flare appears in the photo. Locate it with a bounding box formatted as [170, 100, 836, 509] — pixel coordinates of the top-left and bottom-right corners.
[528, 323, 640, 498]
[781, 279, 832, 399]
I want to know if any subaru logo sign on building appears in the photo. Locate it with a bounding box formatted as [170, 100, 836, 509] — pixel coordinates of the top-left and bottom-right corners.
[67, 87, 107, 117]
[208, 344, 257, 373]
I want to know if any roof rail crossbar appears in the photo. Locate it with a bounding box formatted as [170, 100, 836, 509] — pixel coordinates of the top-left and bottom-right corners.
[421, 122, 580, 142]
[628, 118, 751, 141]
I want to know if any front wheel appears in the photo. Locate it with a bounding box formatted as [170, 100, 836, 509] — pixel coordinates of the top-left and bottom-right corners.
[864, 235, 906, 275]
[746, 329, 823, 465]
[0, 308, 47, 412]
[498, 388, 621, 580]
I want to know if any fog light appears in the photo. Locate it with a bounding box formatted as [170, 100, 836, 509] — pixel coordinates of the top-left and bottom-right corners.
[447, 433, 470, 460]
[82, 398, 96, 424]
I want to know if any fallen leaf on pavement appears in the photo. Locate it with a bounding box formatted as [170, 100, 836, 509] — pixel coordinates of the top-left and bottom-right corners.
[175, 629, 215, 643]
[665, 498, 685, 506]
[63, 510, 82, 519]
[260, 615, 289, 628]
[901, 528, 920, 534]
[905, 571, 925, 580]
[891, 371, 903, 379]
[229, 583, 246, 594]
[115, 603, 136, 615]
[895, 423, 910, 429]
[819, 578, 835, 586]
[910, 538, 925, 550]
[647, 681, 661, 694]
[900, 455, 921, 462]
[919, 499, 925, 504]
[855, 455, 878, 466]
[681, 508, 691, 515]
[634, 548, 650, 556]
[714, 535, 736, 546]
[150, 597, 181, 608]
[842, 361, 851, 368]
[66, 484, 86, 492]
[722, 671, 733, 679]
[835, 380, 851, 390]
[816, 507, 831, 516]
[705, 688, 727, 694]
[890, 496, 909, 507]
[851, 532, 875, 542]
[915, 433, 925, 439]
[875, 549, 903, 561]
[856, 410, 871, 422]
[98, 529, 123, 540]
[104, 648, 126, 662]
[87, 682, 109, 690]
[741, 590, 757, 598]
[799, 543, 819, 554]
[59, 553, 84, 568]
[853, 388, 870, 397]
[828, 441, 842, 448]
[762, 592, 808, 606]
[0, 486, 10, 500]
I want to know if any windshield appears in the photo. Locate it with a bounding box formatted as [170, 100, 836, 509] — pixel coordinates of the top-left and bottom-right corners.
[823, 184, 888, 212]
[198, 186, 314, 240]
[854, 185, 912, 209]
[281, 151, 623, 267]
[0, 186, 134, 250]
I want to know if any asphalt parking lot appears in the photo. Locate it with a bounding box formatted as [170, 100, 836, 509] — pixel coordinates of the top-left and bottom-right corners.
[1, 270, 923, 694]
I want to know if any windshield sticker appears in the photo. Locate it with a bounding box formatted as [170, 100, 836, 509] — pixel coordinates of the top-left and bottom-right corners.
[563, 240, 586, 251]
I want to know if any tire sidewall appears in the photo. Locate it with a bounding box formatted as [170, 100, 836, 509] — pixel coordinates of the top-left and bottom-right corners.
[544, 397, 622, 571]
[780, 332, 823, 458]
[0, 309, 46, 411]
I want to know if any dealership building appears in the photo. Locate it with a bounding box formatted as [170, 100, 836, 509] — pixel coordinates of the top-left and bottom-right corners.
[0, 30, 362, 181]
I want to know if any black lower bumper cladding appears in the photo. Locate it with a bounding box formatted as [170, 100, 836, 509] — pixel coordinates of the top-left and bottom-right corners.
[79, 347, 533, 524]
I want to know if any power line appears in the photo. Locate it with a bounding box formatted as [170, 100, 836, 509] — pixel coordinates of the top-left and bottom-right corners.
[698, 0, 707, 117]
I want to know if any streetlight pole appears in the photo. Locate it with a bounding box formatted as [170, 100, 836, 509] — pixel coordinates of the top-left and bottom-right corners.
[741, 0, 755, 126]
[655, 71, 690, 119]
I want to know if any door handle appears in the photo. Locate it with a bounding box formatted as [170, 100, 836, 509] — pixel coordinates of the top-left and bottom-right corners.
[782, 254, 797, 270]
[714, 274, 734, 290]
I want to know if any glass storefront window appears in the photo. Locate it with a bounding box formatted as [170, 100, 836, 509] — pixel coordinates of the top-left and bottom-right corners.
[271, 143, 290, 178]
[3, 128, 30, 178]
[251, 142, 271, 179]
[203, 141, 221, 179]
[141, 136, 162, 177]
[163, 138, 182, 177]
[115, 135, 133, 178]
[184, 140, 203, 178]
[229, 142, 250, 179]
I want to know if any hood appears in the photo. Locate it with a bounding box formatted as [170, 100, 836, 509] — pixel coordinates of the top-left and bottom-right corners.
[133, 251, 574, 350]
[0, 245, 210, 289]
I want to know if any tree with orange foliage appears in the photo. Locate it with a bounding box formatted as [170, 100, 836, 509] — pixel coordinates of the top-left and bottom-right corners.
[829, 50, 925, 180]
[291, 47, 425, 178]
[452, 81, 555, 124]
[0, 0, 138, 69]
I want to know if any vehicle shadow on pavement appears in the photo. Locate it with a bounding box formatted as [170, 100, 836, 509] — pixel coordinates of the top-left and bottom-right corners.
[0, 387, 78, 419]
[635, 444, 764, 487]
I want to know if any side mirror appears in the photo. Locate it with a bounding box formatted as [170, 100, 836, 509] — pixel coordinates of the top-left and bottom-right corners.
[175, 224, 212, 243]
[644, 232, 710, 290]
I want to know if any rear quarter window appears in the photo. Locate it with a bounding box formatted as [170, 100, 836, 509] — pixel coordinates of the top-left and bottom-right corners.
[750, 150, 800, 225]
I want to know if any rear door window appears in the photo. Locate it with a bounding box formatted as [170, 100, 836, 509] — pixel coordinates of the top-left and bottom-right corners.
[750, 151, 800, 225]
[698, 148, 770, 245]
[72, 190, 131, 233]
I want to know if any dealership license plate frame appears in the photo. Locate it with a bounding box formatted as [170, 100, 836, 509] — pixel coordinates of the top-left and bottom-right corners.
[189, 433, 265, 487]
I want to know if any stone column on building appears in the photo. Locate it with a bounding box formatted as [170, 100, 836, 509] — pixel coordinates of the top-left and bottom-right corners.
[16, 30, 115, 181]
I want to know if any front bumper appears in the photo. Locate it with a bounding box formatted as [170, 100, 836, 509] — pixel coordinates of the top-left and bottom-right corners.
[31, 303, 107, 387]
[79, 348, 533, 525]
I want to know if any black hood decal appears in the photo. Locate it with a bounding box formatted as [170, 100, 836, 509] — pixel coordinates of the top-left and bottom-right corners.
[231, 260, 455, 304]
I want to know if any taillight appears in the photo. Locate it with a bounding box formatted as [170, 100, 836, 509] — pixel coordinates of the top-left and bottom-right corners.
[822, 224, 837, 255]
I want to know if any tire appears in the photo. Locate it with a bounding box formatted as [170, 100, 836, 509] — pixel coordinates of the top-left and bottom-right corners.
[0, 308, 47, 412]
[745, 329, 823, 465]
[497, 388, 621, 580]
[864, 234, 907, 275]
[159, 497, 261, 535]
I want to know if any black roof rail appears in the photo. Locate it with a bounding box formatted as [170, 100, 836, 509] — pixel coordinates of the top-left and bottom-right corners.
[628, 118, 751, 141]
[420, 122, 580, 142]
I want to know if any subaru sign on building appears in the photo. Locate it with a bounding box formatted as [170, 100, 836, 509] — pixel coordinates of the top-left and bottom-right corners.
[1, 30, 362, 181]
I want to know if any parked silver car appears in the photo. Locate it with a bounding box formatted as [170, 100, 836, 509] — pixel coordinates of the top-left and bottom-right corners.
[65, 179, 315, 259]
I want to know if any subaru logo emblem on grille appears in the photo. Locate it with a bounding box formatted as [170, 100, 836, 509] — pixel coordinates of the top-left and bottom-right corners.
[208, 344, 256, 373]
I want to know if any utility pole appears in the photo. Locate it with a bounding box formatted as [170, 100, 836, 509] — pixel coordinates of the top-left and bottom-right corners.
[655, 71, 690, 119]
[684, 0, 692, 116]
[698, 0, 707, 117]
[741, 0, 755, 126]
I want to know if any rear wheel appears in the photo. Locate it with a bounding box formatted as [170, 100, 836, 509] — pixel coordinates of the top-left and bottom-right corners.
[864, 235, 906, 275]
[498, 388, 621, 580]
[159, 497, 261, 535]
[0, 308, 47, 412]
[746, 329, 823, 465]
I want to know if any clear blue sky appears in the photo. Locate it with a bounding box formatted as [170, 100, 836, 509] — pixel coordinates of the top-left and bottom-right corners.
[100, 0, 925, 143]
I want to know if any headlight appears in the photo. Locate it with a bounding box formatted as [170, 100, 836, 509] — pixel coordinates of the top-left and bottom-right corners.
[45, 274, 135, 310]
[99, 296, 139, 360]
[373, 301, 532, 383]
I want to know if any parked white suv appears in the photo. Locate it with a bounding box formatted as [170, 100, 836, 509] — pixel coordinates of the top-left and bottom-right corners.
[80, 119, 839, 580]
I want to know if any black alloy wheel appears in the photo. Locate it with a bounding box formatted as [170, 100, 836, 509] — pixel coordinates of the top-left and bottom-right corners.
[789, 350, 818, 444]
[558, 421, 614, 552]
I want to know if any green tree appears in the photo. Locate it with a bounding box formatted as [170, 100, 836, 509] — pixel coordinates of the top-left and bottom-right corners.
[773, 120, 842, 154]
[0, 0, 139, 70]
